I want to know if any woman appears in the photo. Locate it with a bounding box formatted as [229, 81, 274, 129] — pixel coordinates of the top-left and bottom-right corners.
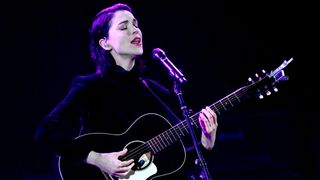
[36, 3, 217, 179]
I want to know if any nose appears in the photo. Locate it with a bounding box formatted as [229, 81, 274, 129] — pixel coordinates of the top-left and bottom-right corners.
[129, 25, 139, 35]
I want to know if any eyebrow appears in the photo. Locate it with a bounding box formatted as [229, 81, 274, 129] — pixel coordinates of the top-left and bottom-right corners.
[118, 20, 129, 26]
[118, 18, 138, 26]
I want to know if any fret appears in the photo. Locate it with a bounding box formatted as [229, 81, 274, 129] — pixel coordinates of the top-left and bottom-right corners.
[159, 134, 167, 148]
[192, 117, 199, 129]
[220, 98, 234, 110]
[182, 122, 189, 134]
[164, 131, 173, 144]
[219, 100, 227, 110]
[154, 138, 162, 153]
[211, 104, 220, 115]
[146, 141, 156, 154]
[226, 96, 234, 106]
[155, 136, 164, 150]
[171, 128, 180, 140]
[160, 133, 168, 147]
[149, 138, 159, 153]
[234, 92, 241, 102]
[168, 129, 176, 142]
[177, 124, 185, 137]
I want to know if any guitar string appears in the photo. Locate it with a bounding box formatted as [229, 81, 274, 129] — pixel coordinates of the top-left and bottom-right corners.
[123, 88, 250, 160]
[124, 78, 267, 160]
[122, 123, 186, 160]
[122, 87, 250, 161]
[122, 86, 251, 160]
[122, 114, 196, 160]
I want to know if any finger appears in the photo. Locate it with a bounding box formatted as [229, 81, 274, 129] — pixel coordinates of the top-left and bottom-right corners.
[117, 148, 128, 156]
[199, 113, 205, 128]
[208, 107, 217, 124]
[114, 165, 134, 178]
[120, 159, 134, 167]
[201, 109, 213, 125]
[206, 106, 216, 117]
[116, 162, 135, 176]
[205, 106, 217, 124]
[199, 113, 210, 131]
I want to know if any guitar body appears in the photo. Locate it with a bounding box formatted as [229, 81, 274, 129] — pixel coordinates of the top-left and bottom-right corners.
[59, 113, 186, 180]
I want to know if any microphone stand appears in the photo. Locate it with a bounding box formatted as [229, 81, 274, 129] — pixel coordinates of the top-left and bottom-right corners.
[173, 80, 212, 180]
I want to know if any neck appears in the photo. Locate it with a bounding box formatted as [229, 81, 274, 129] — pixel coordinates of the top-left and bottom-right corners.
[111, 52, 136, 71]
[117, 59, 135, 71]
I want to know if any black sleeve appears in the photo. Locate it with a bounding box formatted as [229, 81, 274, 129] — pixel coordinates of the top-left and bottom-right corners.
[35, 76, 92, 161]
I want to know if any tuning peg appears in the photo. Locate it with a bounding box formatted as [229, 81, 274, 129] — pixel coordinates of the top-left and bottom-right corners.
[259, 94, 264, 99]
[273, 86, 278, 92]
[256, 89, 264, 99]
[265, 90, 271, 96]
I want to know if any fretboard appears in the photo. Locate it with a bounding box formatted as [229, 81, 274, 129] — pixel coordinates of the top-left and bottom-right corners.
[146, 84, 252, 154]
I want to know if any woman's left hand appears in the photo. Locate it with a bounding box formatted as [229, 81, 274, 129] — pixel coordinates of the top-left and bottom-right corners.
[199, 106, 218, 150]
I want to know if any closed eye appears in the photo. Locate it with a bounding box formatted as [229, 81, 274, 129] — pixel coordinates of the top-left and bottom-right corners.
[133, 19, 139, 28]
[118, 19, 139, 30]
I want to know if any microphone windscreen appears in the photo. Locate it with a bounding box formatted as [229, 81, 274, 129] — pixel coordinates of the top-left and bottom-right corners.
[152, 48, 166, 59]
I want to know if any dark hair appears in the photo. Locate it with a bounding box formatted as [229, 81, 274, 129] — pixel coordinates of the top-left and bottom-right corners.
[89, 3, 132, 75]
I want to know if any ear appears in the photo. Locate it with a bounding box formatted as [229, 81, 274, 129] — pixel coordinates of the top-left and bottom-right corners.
[99, 38, 112, 50]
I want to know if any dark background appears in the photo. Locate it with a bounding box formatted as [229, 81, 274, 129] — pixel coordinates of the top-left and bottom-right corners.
[1, 0, 318, 179]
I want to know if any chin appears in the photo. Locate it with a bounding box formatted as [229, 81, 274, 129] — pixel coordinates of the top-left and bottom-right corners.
[135, 48, 143, 55]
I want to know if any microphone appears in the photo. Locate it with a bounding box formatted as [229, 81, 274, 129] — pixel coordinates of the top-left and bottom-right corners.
[152, 48, 187, 84]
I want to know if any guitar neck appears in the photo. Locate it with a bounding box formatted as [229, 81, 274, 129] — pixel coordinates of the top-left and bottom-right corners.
[146, 84, 253, 154]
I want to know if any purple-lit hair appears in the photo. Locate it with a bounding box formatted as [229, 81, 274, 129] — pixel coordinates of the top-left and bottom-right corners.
[89, 3, 132, 75]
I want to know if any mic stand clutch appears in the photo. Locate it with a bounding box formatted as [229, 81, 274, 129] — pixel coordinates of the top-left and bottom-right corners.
[173, 81, 212, 180]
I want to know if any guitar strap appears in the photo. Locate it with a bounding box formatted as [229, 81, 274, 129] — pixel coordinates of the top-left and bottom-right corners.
[140, 77, 182, 124]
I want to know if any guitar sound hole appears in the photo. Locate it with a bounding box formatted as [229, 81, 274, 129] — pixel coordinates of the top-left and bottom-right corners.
[123, 140, 154, 170]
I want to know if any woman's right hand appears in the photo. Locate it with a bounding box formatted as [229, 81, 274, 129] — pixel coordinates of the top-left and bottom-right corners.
[86, 148, 135, 178]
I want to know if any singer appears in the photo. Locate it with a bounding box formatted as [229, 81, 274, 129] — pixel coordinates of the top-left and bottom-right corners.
[35, 3, 217, 180]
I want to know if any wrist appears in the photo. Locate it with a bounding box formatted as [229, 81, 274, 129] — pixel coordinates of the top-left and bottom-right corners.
[201, 132, 215, 150]
[86, 151, 99, 165]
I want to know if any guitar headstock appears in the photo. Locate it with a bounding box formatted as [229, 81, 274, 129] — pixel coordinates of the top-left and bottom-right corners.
[246, 58, 293, 99]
